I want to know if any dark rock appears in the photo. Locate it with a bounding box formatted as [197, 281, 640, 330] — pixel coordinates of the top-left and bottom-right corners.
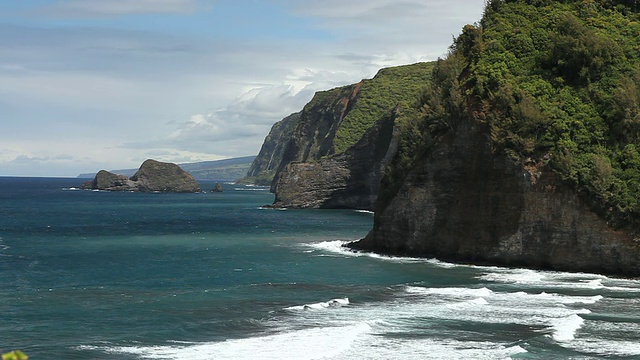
[272, 83, 364, 193]
[81, 159, 201, 193]
[241, 112, 301, 186]
[211, 183, 223, 192]
[130, 159, 201, 193]
[266, 62, 432, 209]
[349, 121, 640, 277]
[272, 110, 398, 210]
[81, 170, 133, 191]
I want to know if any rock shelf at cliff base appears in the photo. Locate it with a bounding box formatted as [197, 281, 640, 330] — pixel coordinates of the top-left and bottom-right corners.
[81, 159, 201, 193]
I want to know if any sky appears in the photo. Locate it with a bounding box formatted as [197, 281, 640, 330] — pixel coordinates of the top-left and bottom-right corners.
[0, 0, 486, 177]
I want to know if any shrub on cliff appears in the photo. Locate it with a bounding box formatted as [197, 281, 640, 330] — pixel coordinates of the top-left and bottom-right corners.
[382, 0, 640, 229]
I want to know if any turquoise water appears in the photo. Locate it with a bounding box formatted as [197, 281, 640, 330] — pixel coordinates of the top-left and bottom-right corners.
[1, 177, 640, 359]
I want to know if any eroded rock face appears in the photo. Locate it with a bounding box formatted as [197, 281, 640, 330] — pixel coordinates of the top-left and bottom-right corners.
[83, 170, 135, 191]
[272, 113, 398, 210]
[350, 122, 640, 276]
[130, 159, 201, 193]
[243, 112, 301, 186]
[278, 83, 364, 166]
[253, 62, 433, 209]
[81, 159, 201, 193]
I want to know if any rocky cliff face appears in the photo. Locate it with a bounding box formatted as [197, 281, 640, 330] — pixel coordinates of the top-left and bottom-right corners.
[269, 82, 365, 200]
[247, 2, 640, 276]
[82, 159, 201, 193]
[272, 112, 398, 209]
[263, 62, 433, 208]
[243, 112, 301, 186]
[350, 121, 640, 276]
[344, 0, 640, 276]
[274, 83, 364, 171]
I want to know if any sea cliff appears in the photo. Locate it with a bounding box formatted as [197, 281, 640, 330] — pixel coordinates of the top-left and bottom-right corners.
[350, 0, 640, 276]
[251, 0, 640, 275]
[247, 62, 433, 209]
[349, 120, 640, 276]
[272, 112, 398, 209]
[242, 113, 301, 186]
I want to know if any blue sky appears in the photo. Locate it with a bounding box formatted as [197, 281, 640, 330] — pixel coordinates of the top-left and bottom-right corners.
[0, 0, 485, 177]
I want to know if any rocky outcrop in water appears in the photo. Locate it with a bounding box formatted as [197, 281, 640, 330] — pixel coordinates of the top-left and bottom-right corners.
[83, 170, 135, 191]
[211, 182, 223, 192]
[81, 159, 201, 193]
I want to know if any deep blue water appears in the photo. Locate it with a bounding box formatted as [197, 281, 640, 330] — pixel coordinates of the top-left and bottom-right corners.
[1, 177, 640, 359]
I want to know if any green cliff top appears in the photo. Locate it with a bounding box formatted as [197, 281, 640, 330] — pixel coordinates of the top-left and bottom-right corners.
[386, 0, 640, 229]
[332, 62, 435, 154]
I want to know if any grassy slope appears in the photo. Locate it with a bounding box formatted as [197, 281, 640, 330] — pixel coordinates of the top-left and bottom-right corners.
[332, 62, 435, 154]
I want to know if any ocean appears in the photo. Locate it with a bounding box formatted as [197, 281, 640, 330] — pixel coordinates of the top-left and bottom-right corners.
[1, 177, 639, 359]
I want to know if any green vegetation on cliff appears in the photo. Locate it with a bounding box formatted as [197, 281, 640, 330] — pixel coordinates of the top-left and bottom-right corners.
[332, 62, 435, 154]
[383, 0, 640, 230]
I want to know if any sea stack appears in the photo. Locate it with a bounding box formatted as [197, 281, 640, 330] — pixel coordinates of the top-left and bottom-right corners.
[211, 182, 223, 192]
[81, 159, 201, 193]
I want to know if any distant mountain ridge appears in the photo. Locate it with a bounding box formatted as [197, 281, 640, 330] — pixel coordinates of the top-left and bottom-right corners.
[78, 156, 256, 181]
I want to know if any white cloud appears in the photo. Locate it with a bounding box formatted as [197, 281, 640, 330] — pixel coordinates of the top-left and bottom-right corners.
[0, 139, 226, 177]
[122, 0, 488, 159]
[129, 85, 310, 155]
[287, 0, 483, 62]
[135, 66, 364, 157]
[0, 0, 487, 176]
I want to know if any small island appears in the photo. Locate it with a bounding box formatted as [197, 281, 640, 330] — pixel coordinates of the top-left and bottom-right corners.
[81, 159, 201, 193]
[211, 182, 223, 192]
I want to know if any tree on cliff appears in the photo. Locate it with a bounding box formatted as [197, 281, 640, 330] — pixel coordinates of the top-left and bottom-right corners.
[383, 0, 640, 230]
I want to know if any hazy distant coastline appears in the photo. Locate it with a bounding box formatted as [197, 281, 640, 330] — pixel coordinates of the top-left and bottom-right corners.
[77, 156, 255, 181]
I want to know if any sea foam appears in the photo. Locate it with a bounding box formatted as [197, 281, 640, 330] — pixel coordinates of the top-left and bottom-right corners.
[285, 297, 350, 311]
[549, 312, 588, 342]
[98, 322, 372, 360]
[307, 240, 448, 265]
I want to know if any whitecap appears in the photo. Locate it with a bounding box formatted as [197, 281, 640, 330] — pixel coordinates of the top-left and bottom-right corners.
[480, 268, 640, 294]
[567, 339, 640, 357]
[559, 295, 603, 305]
[405, 286, 494, 298]
[468, 297, 489, 305]
[509, 291, 604, 306]
[585, 278, 604, 289]
[96, 322, 371, 360]
[478, 268, 546, 284]
[446, 297, 490, 310]
[285, 298, 350, 311]
[548, 311, 589, 342]
[505, 345, 529, 356]
[306, 240, 433, 264]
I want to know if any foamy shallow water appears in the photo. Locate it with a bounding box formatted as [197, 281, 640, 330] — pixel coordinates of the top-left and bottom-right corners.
[82, 240, 640, 360]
